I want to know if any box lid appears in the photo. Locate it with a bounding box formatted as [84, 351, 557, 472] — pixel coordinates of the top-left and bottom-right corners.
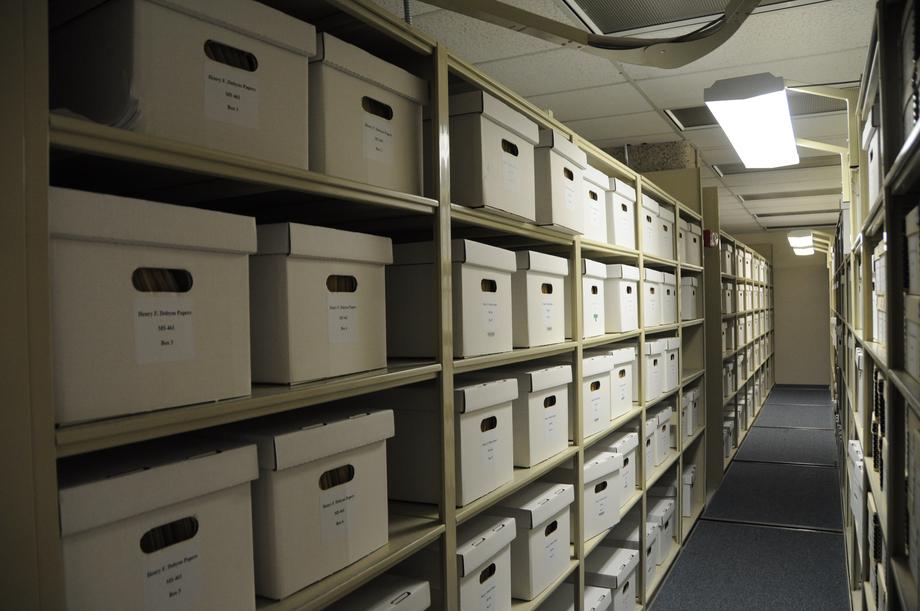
[689, 223, 702, 235]
[455, 378, 519, 414]
[393, 239, 516, 272]
[610, 177, 636, 201]
[679, 219, 690, 231]
[583, 258, 607, 279]
[644, 339, 666, 353]
[257, 222, 392, 264]
[666, 337, 681, 349]
[456, 515, 516, 577]
[643, 268, 662, 282]
[680, 276, 698, 287]
[584, 165, 609, 191]
[490, 481, 574, 529]
[520, 364, 573, 393]
[649, 497, 676, 521]
[683, 464, 697, 484]
[861, 119, 877, 150]
[215, 407, 394, 471]
[58, 438, 258, 537]
[332, 574, 429, 610]
[661, 272, 676, 286]
[610, 346, 637, 366]
[515, 250, 569, 276]
[606, 264, 640, 281]
[583, 353, 615, 377]
[49, 187, 256, 254]
[448, 90, 539, 143]
[583, 448, 624, 483]
[658, 207, 675, 222]
[536, 129, 588, 168]
[608, 431, 639, 455]
[585, 586, 614, 611]
[312, 33, 427, 104]
[585, 545, 640, 588]
[641, 194, 660, 213]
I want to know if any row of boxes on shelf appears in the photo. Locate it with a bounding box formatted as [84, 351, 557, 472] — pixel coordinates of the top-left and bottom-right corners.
[722, 358, 771, 401]
[50, 0, 704, 250]
[721, 282, 773, 314]
[720, 242, 770, 282]
[50, 187, 699, 424]
[721, 316, 773, 354]
[904, 206, 920, 384]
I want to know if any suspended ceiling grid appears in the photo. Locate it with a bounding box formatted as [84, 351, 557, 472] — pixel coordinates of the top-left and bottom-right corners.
[373, 0, 873, 233]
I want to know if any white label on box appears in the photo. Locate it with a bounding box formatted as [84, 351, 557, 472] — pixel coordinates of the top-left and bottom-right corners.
[480, 581, 498, 611]
[545, 531, 560, 561]
[589, 391, 603, 425]
[502, 155, 519, 193]
[328, 293, 359, 344]
[320, 484, 354, 543]
[594, 487, 609, 520]
[134, 297, 195, 365]
[204, 61, 259, 128]
[144, 540, 201, 611]
[482, 427, 500, 471]
[482, 299, 499, 337]
[616, 381, 627, 404]
[542, 298, 555, 331]
[564, 184, 576, 210]
[588, 290, 603, 327]
[364, 113, 394, 164]
[590, 203, 601, 228]
[544, 404, 558, 440]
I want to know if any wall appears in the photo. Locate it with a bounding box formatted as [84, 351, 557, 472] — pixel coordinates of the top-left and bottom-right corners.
[735, 230, 832, 386]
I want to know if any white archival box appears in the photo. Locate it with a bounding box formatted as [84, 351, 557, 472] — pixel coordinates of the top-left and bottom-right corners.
[677, 220, 689, 263]
[682, 465, 697, 518]
[577, 353, 616, 438]
[565, 259, 607, 338]
[643, 339, 666, 401]
[488, 482, 574, 600]
[512, 250, 569, 347]
[310, 33, 427, 194]
[723, 282, 734, 314]
[660, 272, 677, 325]
[605, 432, 639, 502]
[647, 497, 676, 563]
[448, 90, 539, 221]
[606, 520, 658, 587]
[605, 264, 640, 333]
[735, 249, 745, 280]
[722, 243, 734, 274]
[457, 515, 517, 611]
[58, 439, 258, 611]
[640, 195, 660, 256]
[681, 389, 697, 437]
[908, 206, 919, 295]
[50, 0, 315, 168]
[651, 403, 675, 465]
[864, 119, 881, 208]
[643, 415, 657, 472]
[664, 337, 681, 392]
[49, 187, 255, 425]
[535, 129, 588, 234]
[214, 408, 393, 599]
[680, 276, 699, 321]
[544, 449, 624, 541]
[657, 206, 676, 261]
[607, 178, 637, 250]
[387, 239, 516, 358]
[504, 364, 572, 468]
[329, 574, 431, 611]
[906, 295, 920, 383]
[643, 269, 662, 328]
[250, 222, 392, 384]
[584, 545, 639, 611]
[687, 222, 702, 266]
[583, 165, 610, 243]
[721, 322, 728, 352]
[609, 347, 638, 420]
[540, 583, 614, 611]
[744, 251, 753, 279]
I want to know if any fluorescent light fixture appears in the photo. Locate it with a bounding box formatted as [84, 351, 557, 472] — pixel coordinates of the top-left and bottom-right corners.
[704, 73, 799, 169]
[787, 230, 813, 248]
[793, 246, 815, 256]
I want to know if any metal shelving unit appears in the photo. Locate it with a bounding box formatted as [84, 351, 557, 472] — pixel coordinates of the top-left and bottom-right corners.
[2, 1, 714, 609]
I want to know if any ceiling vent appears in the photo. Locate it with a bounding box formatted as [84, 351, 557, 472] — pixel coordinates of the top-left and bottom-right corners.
[667, 92, 848, 132]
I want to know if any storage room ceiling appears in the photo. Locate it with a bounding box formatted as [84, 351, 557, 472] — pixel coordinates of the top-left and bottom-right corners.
[372, 0, 874, 234]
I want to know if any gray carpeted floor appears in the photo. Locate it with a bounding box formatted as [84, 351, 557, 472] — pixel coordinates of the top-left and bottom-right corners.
[765, 385, 834, 406]
[754, 402, 835, 429]
[736, 427, 838, 465]
[703, 462, 842, 530]
[648, 521, 849, 611]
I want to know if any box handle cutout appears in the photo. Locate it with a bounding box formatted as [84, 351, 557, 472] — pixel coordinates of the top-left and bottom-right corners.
[563, 167, 574, 181]
[623, 581, 630, 594]
[589, 190, 598, 201]
[481, 279, 497, 293]
[594, 481, 608, 493]
[319, 464, 355, 490]
[623, 456, 629, 466]
[591, 285, 599, 295]
[653, 358, 658, 366]
[390, 592, 412, 605]
[663, 225, 669, 233]
[362, 96, 393, 120]
[140, 517, 198, 553]
[541, 283, 554, 294]
[590, 381, 601, 392]
[501, 139, 519, 156]
[618, 369, 626, 378]
[204, 40, 258, 71]
[621, 203, 628, 212]
[132, 268, 193, 293]
[544, 520, 558, 536]
[646, 215, 653, 223]
[544, 395, 557, 408]
[650, 287, 655, 295]
[327, 275, 358, 292]
[479, 563, 496, 584]
[480, 416, 498, 432]
[627, 286, 633, 294]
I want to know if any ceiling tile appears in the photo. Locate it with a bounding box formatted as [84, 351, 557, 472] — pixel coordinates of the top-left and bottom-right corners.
[501, 0, 583, 27]
[477, 48, 626, 97]
[528, 83, 651, 121]
[564, 111, 672, 141]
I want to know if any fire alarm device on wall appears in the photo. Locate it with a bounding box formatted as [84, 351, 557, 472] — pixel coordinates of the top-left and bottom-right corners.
[703, 229, 721, 248]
